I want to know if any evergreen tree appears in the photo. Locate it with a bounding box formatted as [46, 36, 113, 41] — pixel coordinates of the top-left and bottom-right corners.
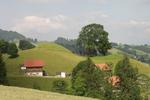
[7, 43, 18, 58]
[72, 58, 110, 99]
[114, 56, 141, 100]
[0, 40, 9, 53]
[0, 52, 7, 84]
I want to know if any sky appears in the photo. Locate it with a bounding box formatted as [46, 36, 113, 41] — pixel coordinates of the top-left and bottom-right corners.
[0, 0, 150, 44]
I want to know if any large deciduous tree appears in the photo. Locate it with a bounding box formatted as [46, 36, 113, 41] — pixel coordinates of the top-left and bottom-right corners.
[114, 56, 141, 100]
[77, 23, 111, 56]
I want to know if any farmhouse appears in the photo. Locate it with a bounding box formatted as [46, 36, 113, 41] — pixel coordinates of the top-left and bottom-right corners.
[21, 60, 45, 76]
[95, 63, 111, 71]
[95, 63, 120, 87]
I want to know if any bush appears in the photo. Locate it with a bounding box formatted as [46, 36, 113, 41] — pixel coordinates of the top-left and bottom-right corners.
[52, 79, 68, 93]
[33, 82, 41, 90]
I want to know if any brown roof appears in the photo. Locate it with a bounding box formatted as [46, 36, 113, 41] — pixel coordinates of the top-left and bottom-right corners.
[24, 60, 45, 68]
[95, 63, 111, 71]
[108, 76, 120, 87]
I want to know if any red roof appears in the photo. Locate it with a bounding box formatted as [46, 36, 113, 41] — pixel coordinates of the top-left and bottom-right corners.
[108, 76, 120, 87]
[95, 63, 111, 71]
[24, 60, 45, 68]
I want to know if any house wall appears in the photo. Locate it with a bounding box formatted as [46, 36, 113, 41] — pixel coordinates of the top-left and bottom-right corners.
[61, 72, 66, 78]
[26, 71, 43, 76]
[56, 72, 66, 78]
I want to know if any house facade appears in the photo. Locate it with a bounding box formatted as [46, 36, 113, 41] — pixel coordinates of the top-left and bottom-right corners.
[21, 60, 45, 76]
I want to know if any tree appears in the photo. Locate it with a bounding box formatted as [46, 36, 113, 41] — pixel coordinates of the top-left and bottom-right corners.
[0, 52, 7, 84]
[7, 43, 18, 58]
[72, 58, 109, 99]
[114, 56, 141, 100]
[77, 23, 111, 56]
[0, 40, 9, 53]
[19, 40, 35, 50]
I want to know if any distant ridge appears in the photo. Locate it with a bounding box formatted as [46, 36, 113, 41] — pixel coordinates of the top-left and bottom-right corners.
[0, 29, 26, 41]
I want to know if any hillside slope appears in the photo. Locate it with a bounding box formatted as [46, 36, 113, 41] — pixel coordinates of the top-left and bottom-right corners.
[4, 42, 84, 76]
[0, 85, 97, 100]
[0, 29, 25, 41]
[4, 42, 150, 77]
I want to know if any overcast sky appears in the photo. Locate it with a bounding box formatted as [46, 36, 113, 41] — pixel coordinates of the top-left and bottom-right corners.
[0, 0, 150, 44]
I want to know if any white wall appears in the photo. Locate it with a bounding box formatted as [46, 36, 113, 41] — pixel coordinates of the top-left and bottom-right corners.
[61, 72, 66, 78]
[26, 72, 43, 76]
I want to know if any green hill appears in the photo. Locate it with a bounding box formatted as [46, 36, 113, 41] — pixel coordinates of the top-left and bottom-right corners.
[0, 85, 97, 100]
[4, 42, 84, 76]
[4, 42, 150, 77]
[0, 29, 26, 41]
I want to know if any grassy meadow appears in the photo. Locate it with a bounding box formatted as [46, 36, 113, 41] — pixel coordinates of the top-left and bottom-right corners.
[4, 42, 150, 77]
[7, 76, 70, 92]
[4, 42, 84, 76]
[2, 42, 150, 99]
[0, 85, 97, 100]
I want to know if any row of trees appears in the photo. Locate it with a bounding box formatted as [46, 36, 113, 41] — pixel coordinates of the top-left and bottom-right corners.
[112, 43, 150, 64]
[71, 56, 146, 100]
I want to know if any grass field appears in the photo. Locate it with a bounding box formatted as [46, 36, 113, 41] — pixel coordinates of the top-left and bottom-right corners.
[0, 85, 97, 100]
[7, 76, 70, 92]
[4, 42, 150, 77]
[4, 42, 84, 76]
[3, 42, 150, 99]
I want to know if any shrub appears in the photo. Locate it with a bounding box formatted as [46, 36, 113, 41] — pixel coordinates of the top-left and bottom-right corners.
[33, 82, 41, 90]
[52, 79, 68, 93]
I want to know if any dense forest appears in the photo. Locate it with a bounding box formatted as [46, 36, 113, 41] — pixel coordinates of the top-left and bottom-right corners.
[0, 29, 38, 43]
[0, 29, 25, 41]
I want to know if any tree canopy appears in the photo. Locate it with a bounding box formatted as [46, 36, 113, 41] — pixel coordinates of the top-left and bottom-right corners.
[71, 58, 111, 99]
[0, 52, 7, 84]
[0, 40, 19, 58]
[77, 23, 111, 56]
[0, 40, 9, 53]
[7, 43, 18, 58]
[114, 56, 141, 100]
[19, 40, 35, 50]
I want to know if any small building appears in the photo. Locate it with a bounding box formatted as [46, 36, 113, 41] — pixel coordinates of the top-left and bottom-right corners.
[21, 60, 45, 76]
[56, 72, 66, 78]
[95, 63, 111, 71]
